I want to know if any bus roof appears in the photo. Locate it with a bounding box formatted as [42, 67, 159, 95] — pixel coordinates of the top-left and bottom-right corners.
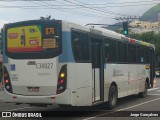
[4, 19, 155, 49]
[62, 20, 155, 49]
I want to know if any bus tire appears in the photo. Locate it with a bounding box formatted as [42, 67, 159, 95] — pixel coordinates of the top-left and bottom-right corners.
[139, 81, 148, 98]
[59, 104, 69, 108]
[107, 85, 118, 110]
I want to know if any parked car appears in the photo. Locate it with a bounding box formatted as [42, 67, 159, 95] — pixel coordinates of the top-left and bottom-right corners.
[155, 67, 160, 77]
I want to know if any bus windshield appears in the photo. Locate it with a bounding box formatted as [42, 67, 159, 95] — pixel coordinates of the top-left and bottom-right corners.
[5, 20, 62, 59]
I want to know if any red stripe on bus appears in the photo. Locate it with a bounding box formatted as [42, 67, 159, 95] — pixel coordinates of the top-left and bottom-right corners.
[8, 47, 42, 52]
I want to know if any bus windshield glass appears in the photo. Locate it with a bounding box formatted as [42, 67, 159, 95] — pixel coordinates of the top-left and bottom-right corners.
[5, 20, 62, 59]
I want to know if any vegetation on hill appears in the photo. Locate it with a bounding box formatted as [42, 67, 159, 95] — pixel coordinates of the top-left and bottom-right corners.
[141, 3, 160, 22]
[128, 31, 160, 57]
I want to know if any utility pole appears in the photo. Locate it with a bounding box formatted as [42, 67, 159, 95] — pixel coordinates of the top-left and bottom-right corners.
[158, 13, 160, 32]
[115, 16, 140, 22]
[115, 16, 140, 36]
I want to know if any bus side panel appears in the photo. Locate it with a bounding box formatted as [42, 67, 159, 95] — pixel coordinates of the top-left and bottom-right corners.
[104, 64, 117, 102]
[128, 64, 139, 95]
[137, 65, 146, 93]
[68, 63, 92, 106]
[117, 64, 128, 97]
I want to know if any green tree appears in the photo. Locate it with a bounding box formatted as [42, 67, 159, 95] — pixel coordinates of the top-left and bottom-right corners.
[40, 15, 53, 20]
[128, 31, 160, 59]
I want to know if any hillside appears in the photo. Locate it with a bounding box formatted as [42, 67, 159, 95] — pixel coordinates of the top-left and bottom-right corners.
[141, 3, 160, 22]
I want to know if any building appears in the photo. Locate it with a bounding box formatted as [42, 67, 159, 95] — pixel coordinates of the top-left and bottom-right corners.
[129, 20, 160, 33]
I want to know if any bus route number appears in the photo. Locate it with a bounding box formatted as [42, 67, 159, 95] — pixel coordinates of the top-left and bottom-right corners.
[36, 63, 53, 69]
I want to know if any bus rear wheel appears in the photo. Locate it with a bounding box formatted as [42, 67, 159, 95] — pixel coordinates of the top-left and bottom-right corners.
[108, 85, 118, 110]
[139, 81, 148, 98]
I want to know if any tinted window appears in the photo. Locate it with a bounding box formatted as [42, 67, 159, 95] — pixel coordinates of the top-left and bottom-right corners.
[71, 30, 90, 62]
[117, 41, 127, 63]
[104, 38, 117, 63]
[137, 45, 144, 63]
[128, 44, 136, 63]
[144, 47, 149, 63]
[91, 39, 101, 68]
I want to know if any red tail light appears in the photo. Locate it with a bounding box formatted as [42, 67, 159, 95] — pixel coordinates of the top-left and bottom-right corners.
[3, 66, 13, 93]
[56, 65, 67, 94]
[5, 79, 9, 84]
[60, 79, 64, 84]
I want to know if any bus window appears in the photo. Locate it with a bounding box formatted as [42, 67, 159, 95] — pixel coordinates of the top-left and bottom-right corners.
[128, 43, 136, 63]
[104, 38, 117, 63]
[71, 30, 89, 62]
[144, 47, 149, 63]
[137, 45, 144, 63]
[117, 41, 128, 63]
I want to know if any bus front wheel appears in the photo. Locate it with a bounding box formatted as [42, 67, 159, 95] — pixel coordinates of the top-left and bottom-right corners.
[107, 85, 118, 110]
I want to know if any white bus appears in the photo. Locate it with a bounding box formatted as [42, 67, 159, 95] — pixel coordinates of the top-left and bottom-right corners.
[1, 20, 155, 109]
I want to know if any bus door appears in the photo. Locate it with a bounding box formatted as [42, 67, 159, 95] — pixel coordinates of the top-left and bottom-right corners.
[91, 38, 104, 102]
[150, 48, 155, 87]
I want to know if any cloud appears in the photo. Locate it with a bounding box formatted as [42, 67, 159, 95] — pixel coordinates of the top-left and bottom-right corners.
[0, 20, 9, 28]
[0, 0, 158, 26]
[93, 0, 157, 24]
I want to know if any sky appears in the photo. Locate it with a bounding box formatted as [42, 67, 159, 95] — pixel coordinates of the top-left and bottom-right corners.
[0, 0, 159, 28]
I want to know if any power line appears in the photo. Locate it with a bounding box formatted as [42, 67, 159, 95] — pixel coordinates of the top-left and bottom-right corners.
[41, 1, 107, 18]
[56, 0, 118, 19]
[54, 0, 117, 18]
[0, 0, 158, 3]
[0, 4, 43, 8]
[74, 0, 160, 5]
[0, 0, 55, 2]
[0, 1, 156, 20]
[72, 0, 132, 16]
[30, 1, 115, 19]
[72, 2, 160, 8]
[63, 0, 129, 16]
[0, 0, 159, 8]
[0, 0, 158, 21]
[0, 2, 158, 9]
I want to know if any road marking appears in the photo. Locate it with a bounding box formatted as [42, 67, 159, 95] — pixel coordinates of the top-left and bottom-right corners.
[83, 117, 96, 120]
[148, 87, 159, 91]
[5, 107, 33, 111]
[148, 94, 160, 95]
[116, 97, 160, 111]
[83, 97, 160, 120]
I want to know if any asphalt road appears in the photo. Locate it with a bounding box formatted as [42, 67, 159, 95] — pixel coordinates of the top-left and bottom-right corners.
[0, 78, 160, 120]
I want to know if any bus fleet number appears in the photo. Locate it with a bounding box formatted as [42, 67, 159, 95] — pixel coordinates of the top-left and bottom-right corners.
[36, 63, 53, 69]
